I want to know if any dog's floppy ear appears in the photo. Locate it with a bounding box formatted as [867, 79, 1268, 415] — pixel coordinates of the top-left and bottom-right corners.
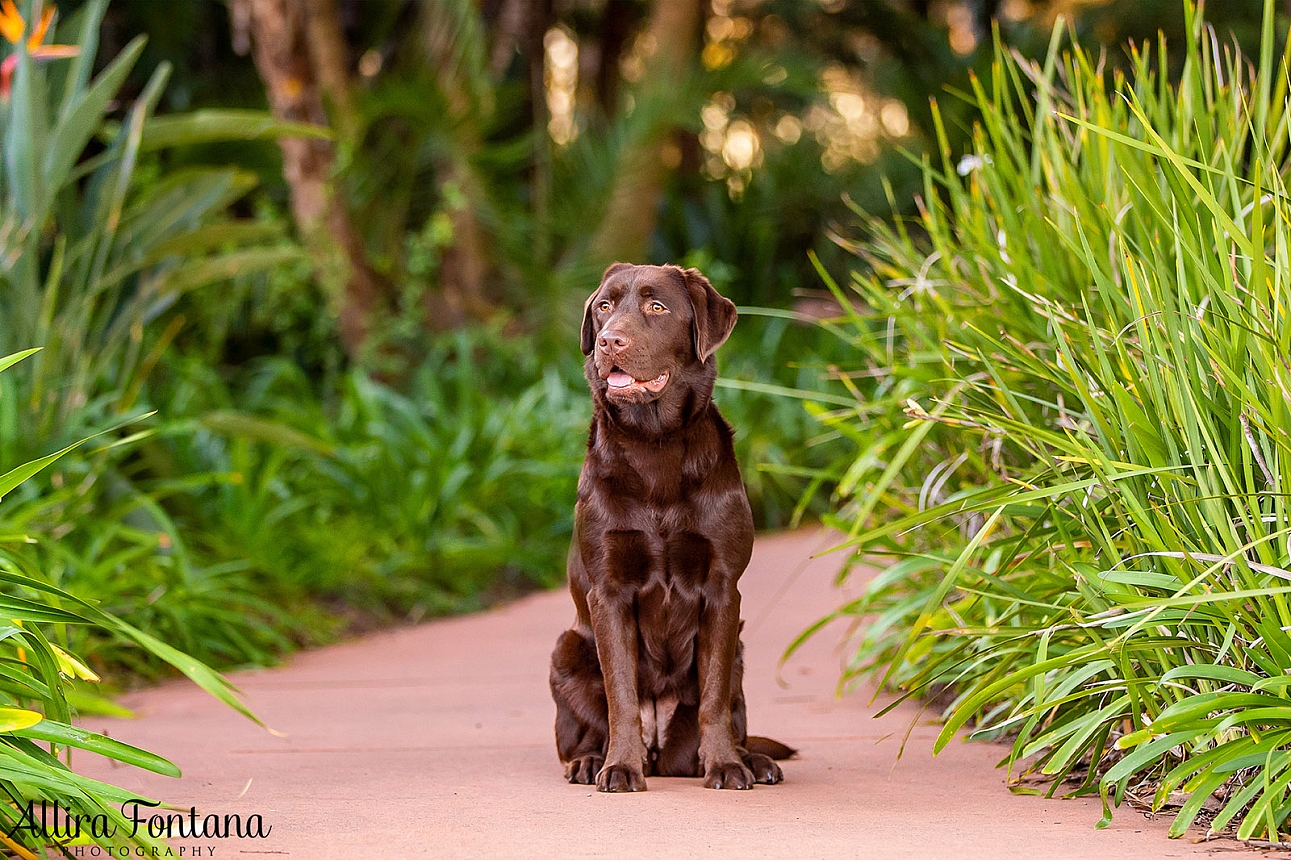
[582, 263, 633, 355]
[681, 267, 737, 362]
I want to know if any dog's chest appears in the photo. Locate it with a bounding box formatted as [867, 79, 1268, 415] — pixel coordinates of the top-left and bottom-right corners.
[633, 532, 707, 695]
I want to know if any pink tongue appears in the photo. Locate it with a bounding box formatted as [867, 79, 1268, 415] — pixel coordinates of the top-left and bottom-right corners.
[607, 371, 635, 388]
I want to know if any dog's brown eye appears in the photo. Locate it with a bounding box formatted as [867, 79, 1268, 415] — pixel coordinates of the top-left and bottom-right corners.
[649, 301, 666, 313]
[597, 300, 611, 312]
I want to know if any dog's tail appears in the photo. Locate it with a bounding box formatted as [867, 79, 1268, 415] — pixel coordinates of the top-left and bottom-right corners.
[746, 736, 797, 760]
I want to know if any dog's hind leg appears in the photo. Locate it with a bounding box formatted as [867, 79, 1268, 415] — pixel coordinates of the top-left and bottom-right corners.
[550, 629, 609, 784]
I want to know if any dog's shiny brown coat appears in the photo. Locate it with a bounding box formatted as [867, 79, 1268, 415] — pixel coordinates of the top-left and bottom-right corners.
[548, 263, 789, 792]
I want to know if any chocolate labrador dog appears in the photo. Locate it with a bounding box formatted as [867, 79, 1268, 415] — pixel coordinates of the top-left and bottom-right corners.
[548, 262, 793, 792]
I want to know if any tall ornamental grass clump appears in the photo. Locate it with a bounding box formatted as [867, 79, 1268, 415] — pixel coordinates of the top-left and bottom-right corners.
[810, 0, 1291, 840]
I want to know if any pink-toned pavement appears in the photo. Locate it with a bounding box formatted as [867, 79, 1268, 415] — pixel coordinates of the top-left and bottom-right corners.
[74, 529, 1266, 859]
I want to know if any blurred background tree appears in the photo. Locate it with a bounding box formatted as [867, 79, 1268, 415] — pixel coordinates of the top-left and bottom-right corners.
[86, 0, 1272, 371]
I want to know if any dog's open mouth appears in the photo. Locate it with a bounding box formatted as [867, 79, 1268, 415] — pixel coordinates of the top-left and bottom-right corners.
[605, 368, 669, 395]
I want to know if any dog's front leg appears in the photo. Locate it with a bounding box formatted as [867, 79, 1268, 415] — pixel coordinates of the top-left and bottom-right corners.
[697, 578, 754, 789]
[588, 586, 647, 792]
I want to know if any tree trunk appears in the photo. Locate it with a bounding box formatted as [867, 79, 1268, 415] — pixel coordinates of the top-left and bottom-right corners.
[303, 0, 358, 142]
[417, 0, 499, 328]
[525, 0, 554, 267]
[587, 0, 702, 267]
[232, 0, 386, 361]
[423, 171, 490, 329]
[594, 0, 636, 115]
[488, 0, 530, 78]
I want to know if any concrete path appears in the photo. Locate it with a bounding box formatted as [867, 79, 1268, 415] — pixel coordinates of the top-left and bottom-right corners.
[74, 529, 1265, 859]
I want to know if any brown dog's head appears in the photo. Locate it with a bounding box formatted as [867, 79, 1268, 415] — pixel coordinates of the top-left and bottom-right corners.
[580, 263, 737, 430]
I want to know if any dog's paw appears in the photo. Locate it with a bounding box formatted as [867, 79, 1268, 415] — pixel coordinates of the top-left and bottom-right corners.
[597, 762, 647, 792]
[702, 760, 755, 790]
[744, 752, 783, 785]
[565, 754, 604, 785]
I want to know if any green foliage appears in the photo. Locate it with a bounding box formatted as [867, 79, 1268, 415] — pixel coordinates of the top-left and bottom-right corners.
[4, 455, 302, 676]
[717, 310, 855, 528]
[10, 324, 588, 672]
[0, 0, 309, 442]
[806, 0, 1291, 840]
[153, 327, 591, 616]
[0, 0, 331, 677]
[0, 348, 254, 857]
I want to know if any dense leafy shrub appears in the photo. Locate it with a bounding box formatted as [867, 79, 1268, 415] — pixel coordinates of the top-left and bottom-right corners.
[155, 327, 590, 616]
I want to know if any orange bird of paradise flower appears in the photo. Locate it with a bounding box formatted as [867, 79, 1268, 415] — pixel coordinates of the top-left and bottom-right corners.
[0, 1, 78, 100]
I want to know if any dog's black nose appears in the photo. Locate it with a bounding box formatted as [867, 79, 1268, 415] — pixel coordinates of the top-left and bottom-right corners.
[597, 330, 629, 353]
